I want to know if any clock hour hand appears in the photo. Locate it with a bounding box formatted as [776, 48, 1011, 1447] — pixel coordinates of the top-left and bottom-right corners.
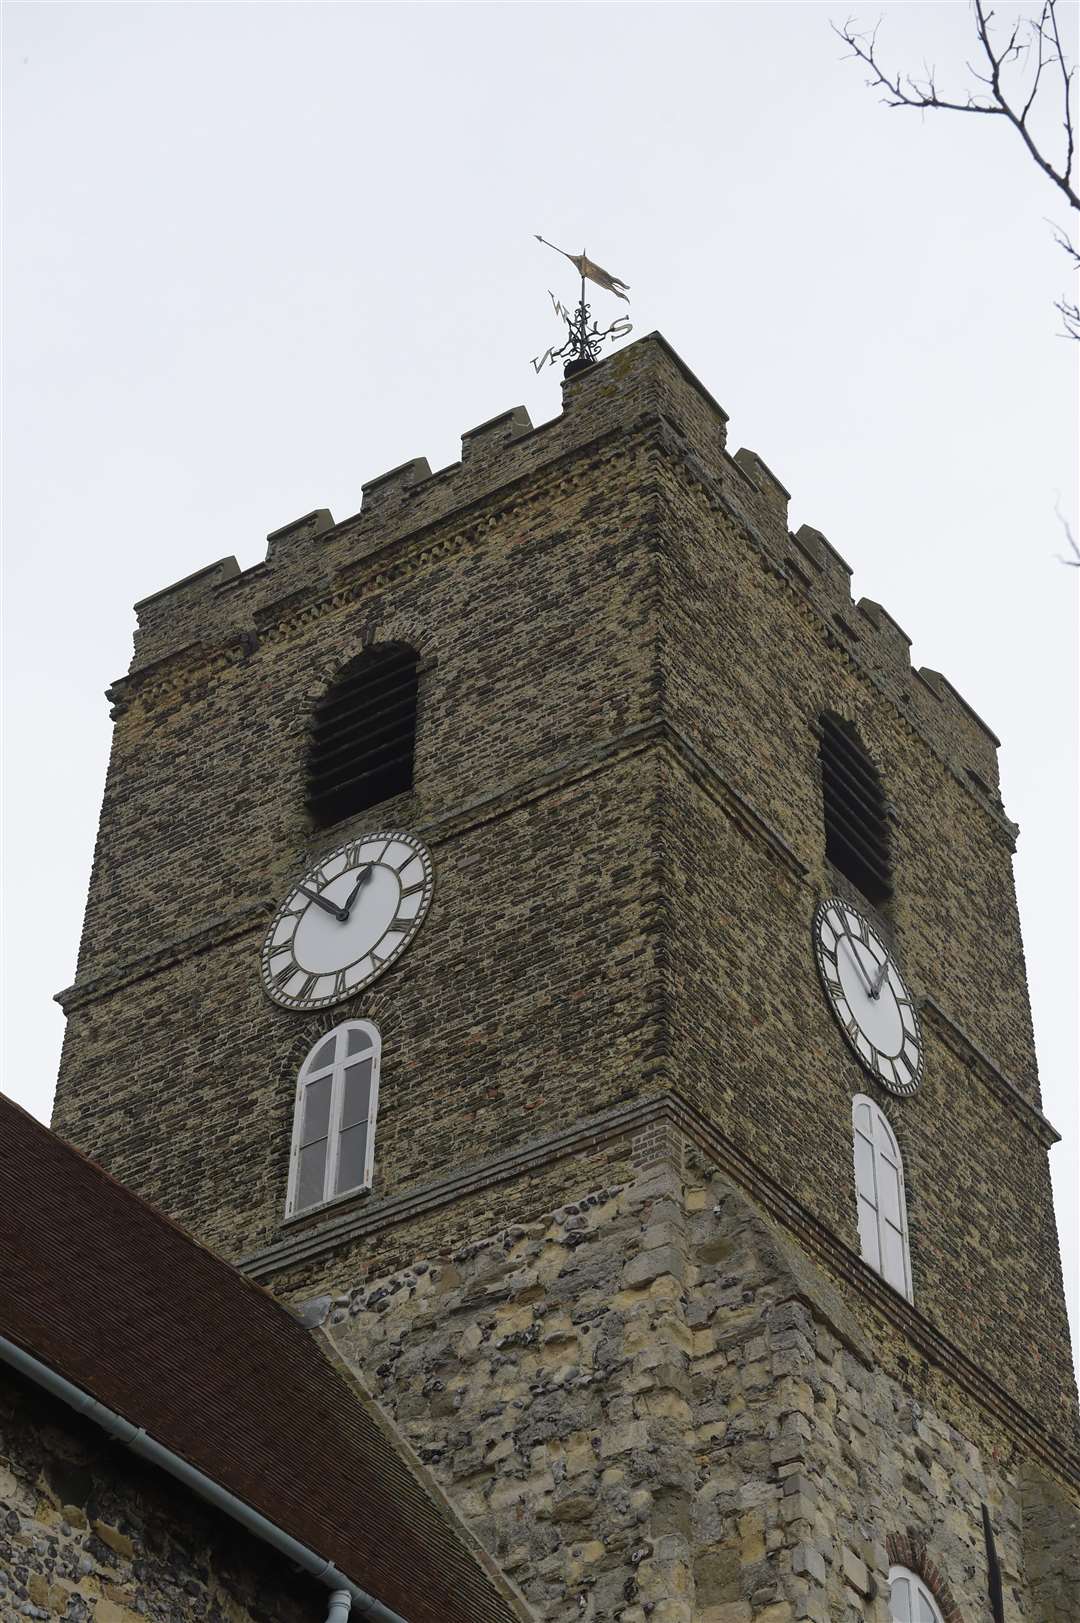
[341, 864, 374, 919]
[299, 885, 349, 922]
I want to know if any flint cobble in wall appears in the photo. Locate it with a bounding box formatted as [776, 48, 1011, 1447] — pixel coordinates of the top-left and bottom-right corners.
[285, 1148, 1078, 1623]
[0, 1375, 315, 1623]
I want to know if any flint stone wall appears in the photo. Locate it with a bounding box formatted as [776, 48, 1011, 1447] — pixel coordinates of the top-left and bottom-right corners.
[297, 1153, 1078, 1623]
[0, 1372, 314, 1623]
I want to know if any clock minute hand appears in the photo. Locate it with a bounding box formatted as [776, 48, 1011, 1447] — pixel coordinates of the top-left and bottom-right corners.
[299, 885, 349, 922]
[841, 938, 876, 998]
[870, 959, 890, 999]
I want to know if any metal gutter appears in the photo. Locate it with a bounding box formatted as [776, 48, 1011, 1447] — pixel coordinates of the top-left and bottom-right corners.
[0, 1333, 409, 1623]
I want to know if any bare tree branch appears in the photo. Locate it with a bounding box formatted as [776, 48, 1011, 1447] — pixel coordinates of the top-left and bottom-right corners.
[834, 2, 1078, 210]
[1053, 504, 1080, 567]
[1049, 225, 1080, 337]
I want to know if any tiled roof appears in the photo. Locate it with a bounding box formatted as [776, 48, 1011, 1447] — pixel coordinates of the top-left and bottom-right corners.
[0, 1094, 532, 1623]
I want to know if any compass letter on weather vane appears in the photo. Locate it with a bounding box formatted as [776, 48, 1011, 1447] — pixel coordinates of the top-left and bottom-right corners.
[530, 235, 633, 376]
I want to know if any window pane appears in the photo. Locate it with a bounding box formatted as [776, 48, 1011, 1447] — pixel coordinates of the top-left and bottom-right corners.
[335, 1124, 369, 1194]
[347, 1026, 373, 1057]
[888, 1571, 912, 1621]
[309, 1036, 337, 1071]
[341, 1058, 373, 1128]
[301, 1076, 333, 1144]
[857, 1196, 880, 1270]
[879, 1160, 903, 1227]
[882, 1220, 907, 1294]
[854, 1133, 876, 1200]
[296, 1140, 328, 1211]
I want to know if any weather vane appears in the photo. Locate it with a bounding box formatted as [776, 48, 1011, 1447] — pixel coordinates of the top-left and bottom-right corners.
[531, 236, 632, 377]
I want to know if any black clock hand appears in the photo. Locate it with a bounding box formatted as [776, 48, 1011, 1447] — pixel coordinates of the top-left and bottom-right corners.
[341, 865, 374, 918]
[299, 885, 349, 922]
[841, 937, 876, 998]
[870, 959, 891, 999]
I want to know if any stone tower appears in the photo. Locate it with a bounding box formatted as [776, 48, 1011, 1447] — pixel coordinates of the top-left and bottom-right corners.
[53, 335, 1078, 1620]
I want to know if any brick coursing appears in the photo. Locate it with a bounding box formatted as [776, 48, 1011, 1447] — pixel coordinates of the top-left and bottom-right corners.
[49, 334, 1079, 1616]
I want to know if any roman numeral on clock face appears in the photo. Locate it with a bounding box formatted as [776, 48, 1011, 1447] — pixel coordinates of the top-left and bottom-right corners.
[813, 896, 923, 1097]
[262, 830, 434, 1010]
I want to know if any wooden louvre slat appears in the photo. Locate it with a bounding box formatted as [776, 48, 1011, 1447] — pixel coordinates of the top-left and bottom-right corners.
[307, 692, 419, 775]
[820, 715, 893, 902]
[825, 768, 886, 830]
[307, 740, 415, 801]
[310, 664, 418, 738]
[824, 798, 893, 888]
[821, 719, 887, 810]
[306, 647, 418, 828]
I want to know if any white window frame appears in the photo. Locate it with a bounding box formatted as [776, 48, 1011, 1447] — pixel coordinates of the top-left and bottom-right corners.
[887, 1564, 945, 1622]
[286, 1020, 381, 1219]
[852, 1094, 913, 1302]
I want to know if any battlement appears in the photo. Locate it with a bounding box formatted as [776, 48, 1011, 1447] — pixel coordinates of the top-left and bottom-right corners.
[123, 331, 1004, 801]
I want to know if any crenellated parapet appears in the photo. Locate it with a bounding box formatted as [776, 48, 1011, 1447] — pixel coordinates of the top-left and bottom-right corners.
[120, 331, 1006, 810]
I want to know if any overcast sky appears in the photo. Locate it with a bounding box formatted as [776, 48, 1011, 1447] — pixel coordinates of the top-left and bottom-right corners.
[2, 1, 1077, 1368]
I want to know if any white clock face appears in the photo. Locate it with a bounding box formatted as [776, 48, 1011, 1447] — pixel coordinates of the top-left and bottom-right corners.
[261, 832, 433, 1011]
[813, 897, 924, 1096]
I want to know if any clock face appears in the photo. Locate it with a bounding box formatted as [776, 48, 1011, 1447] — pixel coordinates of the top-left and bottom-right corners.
[812, 897, 924, 1096]
[261, 832, 433, 1011]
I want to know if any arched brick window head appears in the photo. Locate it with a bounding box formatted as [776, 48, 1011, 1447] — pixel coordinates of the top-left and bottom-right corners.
[819, 712, 893, 904]
[886, 1535, 967, 1623]
[306, 644, 419, 828]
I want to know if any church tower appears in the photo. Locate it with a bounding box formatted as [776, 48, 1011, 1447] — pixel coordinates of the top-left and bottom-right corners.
[53, 335, 1079, 1620]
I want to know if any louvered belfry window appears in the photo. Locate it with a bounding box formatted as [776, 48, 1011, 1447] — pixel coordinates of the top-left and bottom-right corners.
[306, 645, 419, 829]
[819, 713, 893, 903]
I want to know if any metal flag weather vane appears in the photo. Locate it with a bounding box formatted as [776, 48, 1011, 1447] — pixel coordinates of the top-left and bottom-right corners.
[531, 235, 632, 377]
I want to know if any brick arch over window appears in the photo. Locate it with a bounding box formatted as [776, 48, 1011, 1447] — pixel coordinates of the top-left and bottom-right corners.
[819, 711, 893, 904]
[306, 643, 419, 828]
[886, 1534, 967, 1623]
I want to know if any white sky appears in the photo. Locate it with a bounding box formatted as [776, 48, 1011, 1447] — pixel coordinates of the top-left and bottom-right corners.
[2, 2, 1077, 1375]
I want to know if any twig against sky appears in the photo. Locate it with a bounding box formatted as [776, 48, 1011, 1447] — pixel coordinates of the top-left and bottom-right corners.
[835, 3, 1078, 336]
[835, 2, 1077, 211]
[1054, 505, 1080, 567]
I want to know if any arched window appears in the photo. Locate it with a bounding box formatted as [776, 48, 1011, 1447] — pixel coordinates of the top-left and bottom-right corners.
[887, 1565, 945, 1622]
[819, 713, 893, 904]
[852, 1095, 913, 1302]
[306, 645, 419, 829]
[287, 1022, 381, 1217]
